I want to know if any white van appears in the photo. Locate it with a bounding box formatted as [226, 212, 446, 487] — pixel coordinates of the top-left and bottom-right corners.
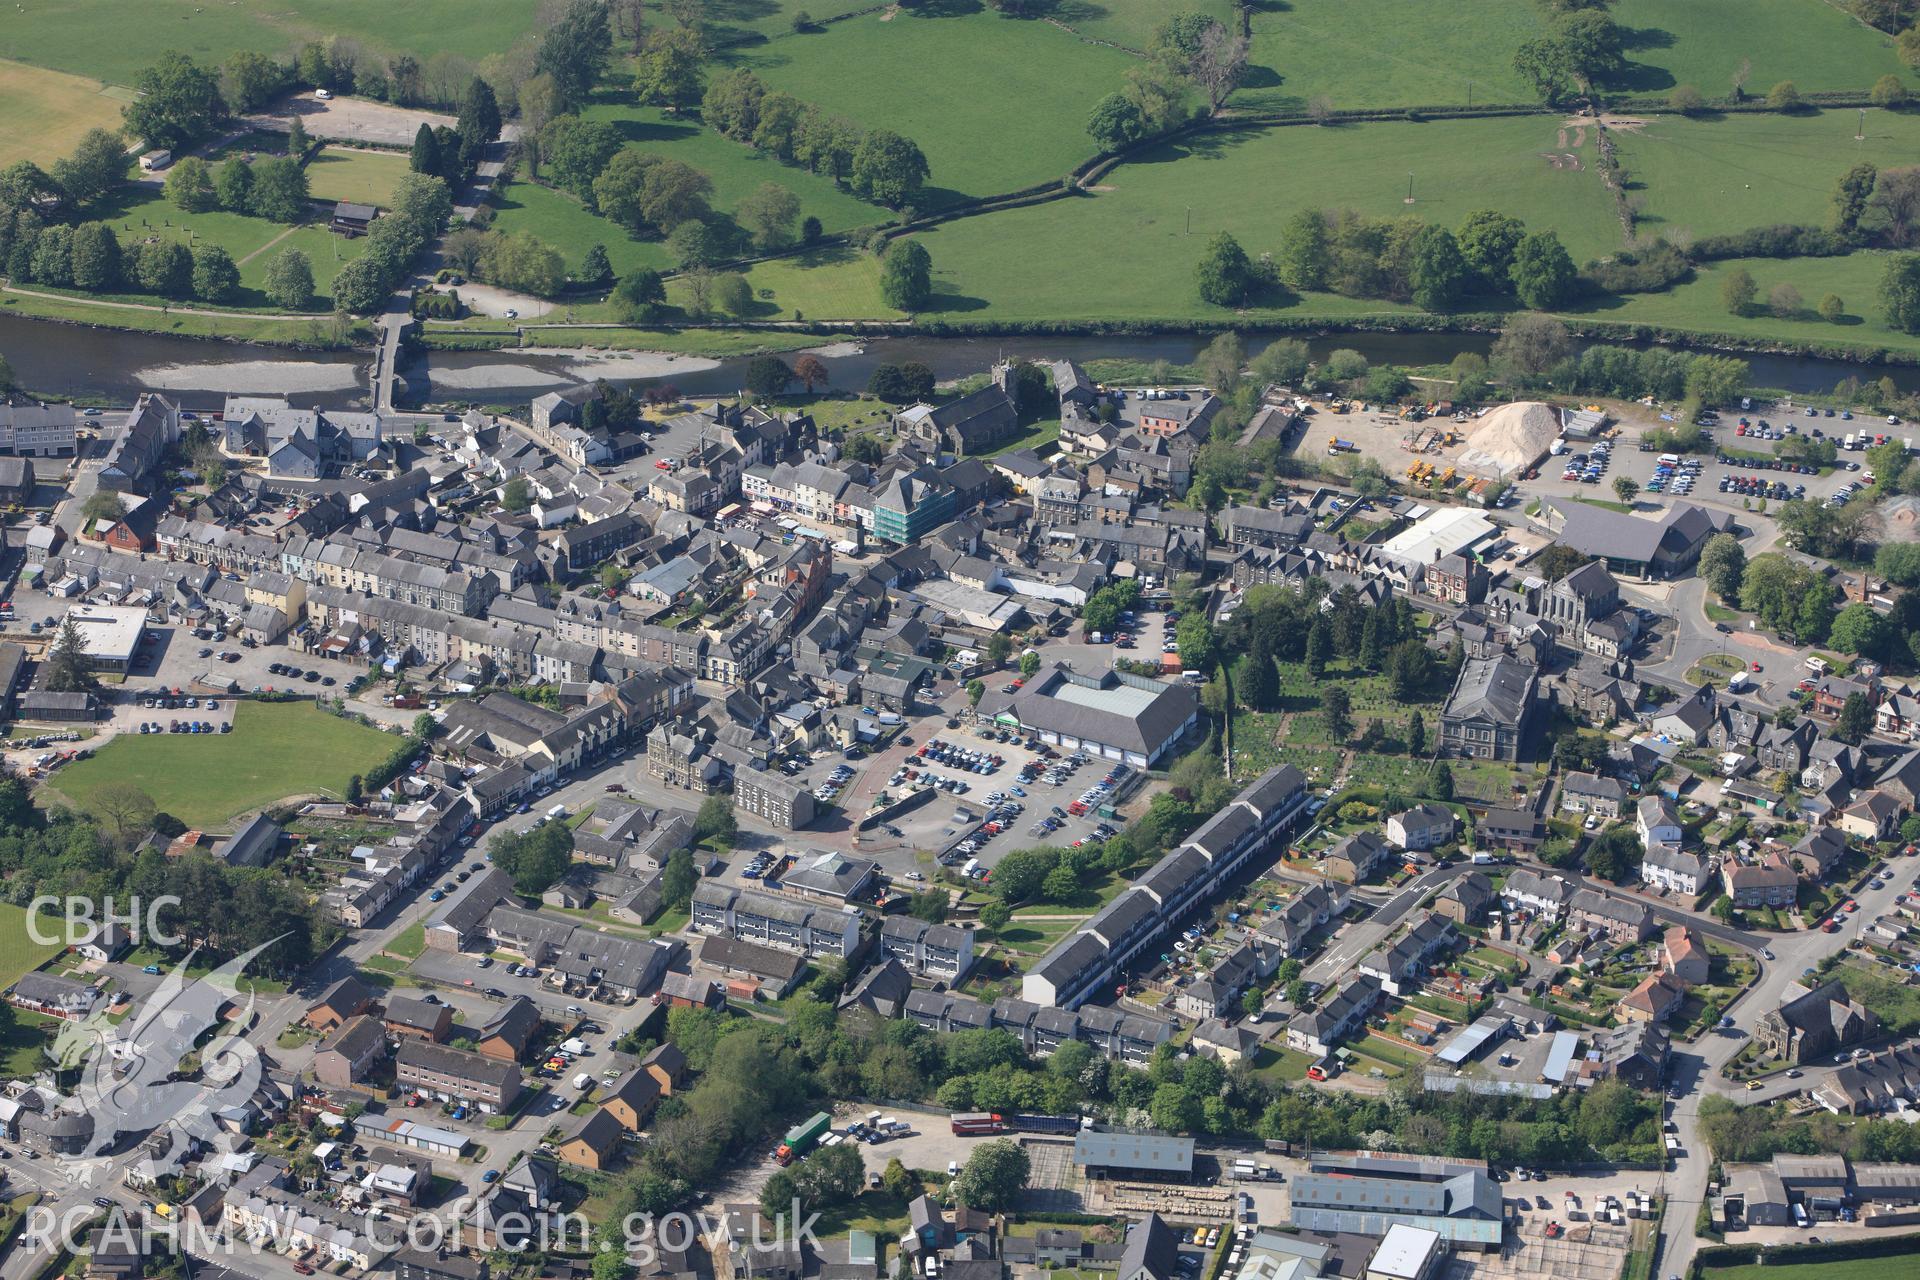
[546, 804, 568, 820]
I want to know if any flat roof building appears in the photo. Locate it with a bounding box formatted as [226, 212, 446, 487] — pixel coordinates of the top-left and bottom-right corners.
[60, 604, 146, 671]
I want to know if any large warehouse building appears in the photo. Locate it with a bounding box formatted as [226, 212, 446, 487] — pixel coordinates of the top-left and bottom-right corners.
[978, 665, 1199, 768]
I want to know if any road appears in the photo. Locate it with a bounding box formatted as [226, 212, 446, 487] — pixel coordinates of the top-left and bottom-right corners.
[1653, 855, 1920, 1280]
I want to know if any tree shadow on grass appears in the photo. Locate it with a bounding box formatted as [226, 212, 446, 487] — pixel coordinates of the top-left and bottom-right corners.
[924, 280, 989, 313]
[1240, 64, 1284, 92]
[909, 0, 986, 16]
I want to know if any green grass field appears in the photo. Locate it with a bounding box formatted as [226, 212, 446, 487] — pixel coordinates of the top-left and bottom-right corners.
[1616, 108, 1920, 242]
[0, 0, 540, 86]
[0, 59, 131, 169]
[81, 184, 370, 310]
[735, 10, 1137, 202]
[55, 700, 399, 828]
[745, 114, 1615, 322]
[1702, 1254, 1920, 1280]
[1567, 251, 1920, 356]
[1609, 0, 1907, 100]
[303, 147, 411, 208]
[0, 905, 67, 992]
[1240, 0, 1548, 112]
[664, 245, 902, 321]
[1050, 0, 1237, 52]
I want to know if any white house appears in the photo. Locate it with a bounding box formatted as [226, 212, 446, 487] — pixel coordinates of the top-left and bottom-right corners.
[1635, 795, 1683, 853]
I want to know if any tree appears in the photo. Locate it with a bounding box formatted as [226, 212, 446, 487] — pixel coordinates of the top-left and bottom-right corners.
[1769, 282, 1803, 318]
[68, 223, 122, 293]
[164, 157, 217, 213]
[191, 245, 240, 302]
[53, 128, 131, 208]
[1514, 35, 1577, 103]
[499, 477, 532, 512]
[286, 115, 310, 162]
[1669, 84, 1707, 115]
[1197, 331, 1245, 393]
[1553, 10, 1625, 81]
[249, 156, 310, 223]
[738, 181, 801, 251]
[1408, 225, 1470, 311]
[1876, 541, 1920, 585]
[1819, 293, 1847, 322]
[45, 617, 98, 693]
[215, 157, 254, 213]
[850, 131, 930, 208]
[1534, 543, 1593, 581]
[1612, 475, 1639, 504]
[1766, 80, 1802, 111]
[410, 122, 442, 176]
[880, 239, 933, 312]
[1408, 709, 1426, 756]
[1830, 602, 1893, 659]
[1837, 691, 1874, 744]
[1698, 532, 1746, 601]
[612, 268, 668, 323]
[1883, 253, 1920, 332]
[124, 52, 226, 151]
[1238, 648, 1277, 711]
[1585, 825, 1643, 884]
[1251, 337, 1311, 388]
[1876, 74, 1911, 109]
[570, 243, 611, 288]
[1275, 208, 1331, 291]
[1430, 761, 1455, 801]
[745, 356, 795, 397]
[1321, 685, 1352, 741]
[539, 0, 614, 111]
[459, 77, 503, 147]
[967, 678, 986, 708]
[793, 354, 829, 393]
[1386, 638, 1434, 700]
[137, 240, 193, 297]
[714, 271, 754, 317]
[91, 783, 157, 849]
[1087, 93, 1149, 150]
[662, 847, 697, 911]
[694, 793, 738, 848]
[1509, 230, 1578, 308]
[1457, 209, 1526, 291]
[1490, 311, 1573, 378]
[1019, 650, 1042, 679]
[954, 1140, 1029, 1212]
[1685, 354, 1749, 407]
[1196, 231, 1255, 306]
[1722, 267, 1757, 315]
[1191, 24, 1251, 113]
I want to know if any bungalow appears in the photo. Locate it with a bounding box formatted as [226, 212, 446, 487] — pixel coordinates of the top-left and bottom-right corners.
[74, 922, 131, 964]
[7, 972, 101, 1019]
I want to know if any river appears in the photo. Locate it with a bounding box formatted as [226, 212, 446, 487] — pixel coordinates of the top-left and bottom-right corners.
[0, 311, 1913, 411]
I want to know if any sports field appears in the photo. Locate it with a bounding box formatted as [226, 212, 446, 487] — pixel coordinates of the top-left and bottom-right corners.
[55, 700, 398, 829]
[302, 147, 411, 209]
[1614, 108, 1920, 242]
[0, 0, 540, 86]
[736, 10, 1136, 202]
[0, 59, 131, 170]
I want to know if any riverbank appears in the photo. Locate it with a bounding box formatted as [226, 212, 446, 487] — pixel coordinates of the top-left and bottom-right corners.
[0, 286, 369, 349]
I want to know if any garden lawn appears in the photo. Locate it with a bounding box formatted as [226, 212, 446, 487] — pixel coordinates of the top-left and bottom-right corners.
[1613, 108, 1920, 244]
[0, 59, 130, 170]
[1566, 251, 1920, 358]
[0, 905, 67, 992]
[54, 700, 398, 828]
[0, 0, 539, 86]
[303, 147, 411, 209]
[1240, 0, 1547, 112]
[735, 10, 1137, 203]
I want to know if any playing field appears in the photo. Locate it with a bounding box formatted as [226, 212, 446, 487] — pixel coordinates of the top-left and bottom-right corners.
[736, 10, 1136, 203]
[303, 147, 411, 209]
[1614, 108, 1920, 243]
[55, 700, 398, 829]
[0, 59, 130, 170]
[0, 0, 540, 86]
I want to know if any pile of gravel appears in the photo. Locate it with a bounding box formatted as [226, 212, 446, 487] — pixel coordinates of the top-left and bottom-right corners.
[1459, 401, 1561, 478]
